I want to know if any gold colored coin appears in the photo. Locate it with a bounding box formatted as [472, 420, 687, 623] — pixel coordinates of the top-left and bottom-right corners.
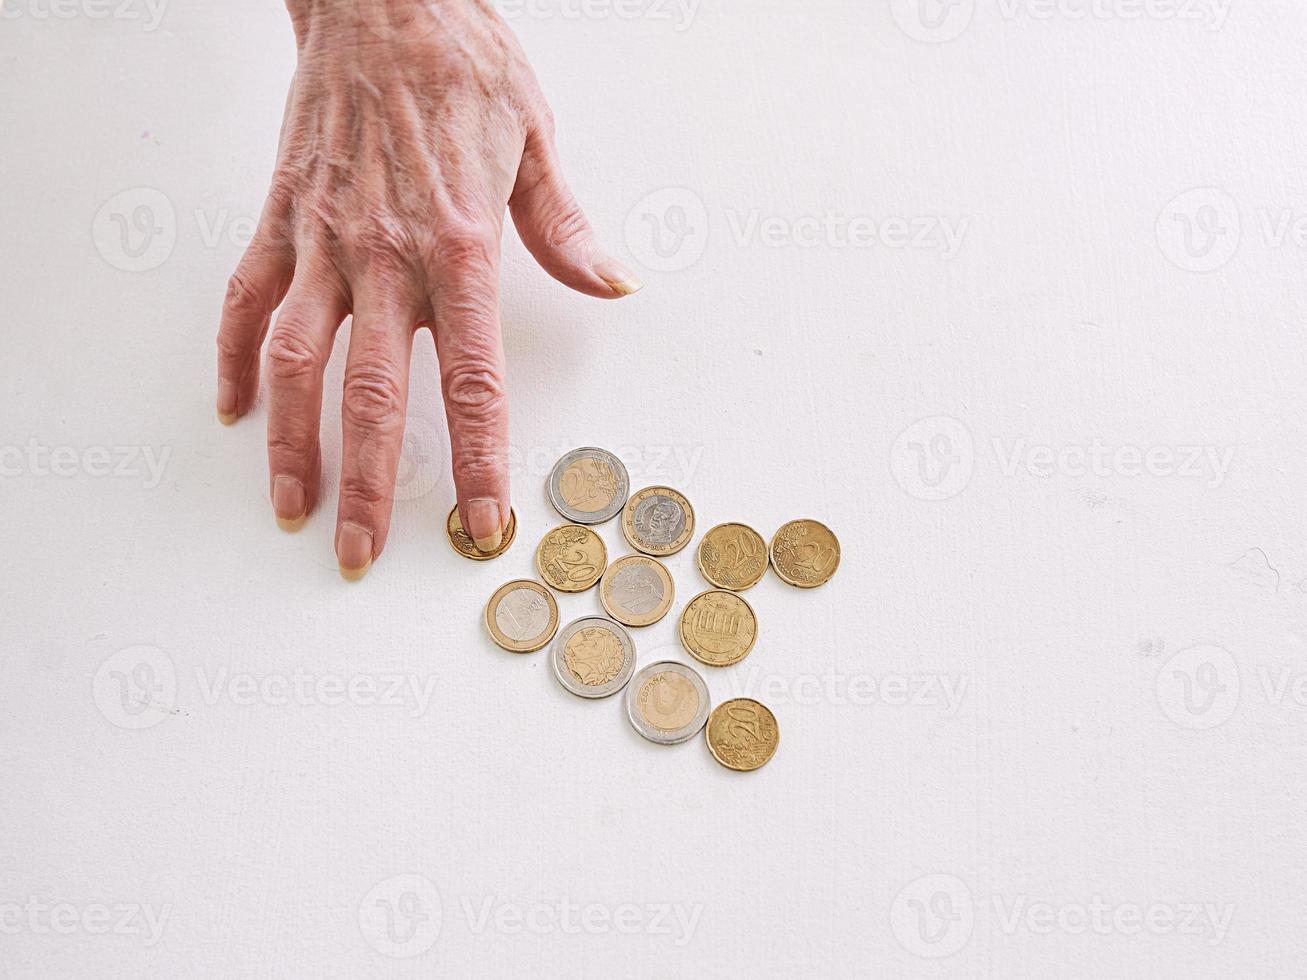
[484, 579, 559, 653]
[678, 589, 757, 667]
[705, 698, 779, 771]
[446, 505, 517, 560]
[535, 523, 608, 592]
[599, 554, 675, 628]
[621, 486, 695, 556]
[769, 518, 840, 588]
[696, 522, 768, 591]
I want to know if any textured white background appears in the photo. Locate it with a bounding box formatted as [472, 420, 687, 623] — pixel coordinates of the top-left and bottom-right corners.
[3, 0, 1307, 976]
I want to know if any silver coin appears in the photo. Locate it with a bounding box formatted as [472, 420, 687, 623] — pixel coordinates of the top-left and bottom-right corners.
[548, 447, 630, 525]
[550, 617, 637, 699]
[625, 660, 711, 745]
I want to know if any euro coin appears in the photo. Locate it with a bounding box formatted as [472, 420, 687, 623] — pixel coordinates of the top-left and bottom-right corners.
[550, 617, 636, 699]
[621, 486, 695, 556]
[696, 522, 768, 591]
[678, 589, 757, 667]
[705, 698, 779, 771]
[548, 447, 629, 524]
[625, 661, 710, 745]
[484, 580, 559, 653]
[536, 523, 607, 593]
[446, 504, 517, 560]
[769, 519, 840, 588]
[599, 554, 674, 627]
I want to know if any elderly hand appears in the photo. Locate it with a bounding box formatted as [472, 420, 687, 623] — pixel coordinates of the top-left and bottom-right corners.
[216, 0, 640, 579]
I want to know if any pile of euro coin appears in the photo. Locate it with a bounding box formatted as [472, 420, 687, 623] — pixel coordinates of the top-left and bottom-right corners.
[447, 447, 840, 772]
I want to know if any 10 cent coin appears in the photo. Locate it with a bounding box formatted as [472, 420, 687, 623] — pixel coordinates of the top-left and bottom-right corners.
[678, 589, 758, 667]
[447, 505, 517, 560]
[625, 661, 711, 745]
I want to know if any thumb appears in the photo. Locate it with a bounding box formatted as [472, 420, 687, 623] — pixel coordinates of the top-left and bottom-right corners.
[509, 121, 643, 299]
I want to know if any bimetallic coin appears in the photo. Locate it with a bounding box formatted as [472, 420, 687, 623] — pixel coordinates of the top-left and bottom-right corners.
[705, 698, 779, 771]
[548, 447, 629, 525]
[550, 617, 637, 699]
[621, 486, 695, 556]
[484, 580, 559, 653]
[770, 519, 841, 588]
[625, 661, 711, 745]
[600, 554, 675, 628]
[536, 524, 608, 593]
[696, 522, 768, 591]
[678, 589, 758, 667]
[446, 505, 517, 560]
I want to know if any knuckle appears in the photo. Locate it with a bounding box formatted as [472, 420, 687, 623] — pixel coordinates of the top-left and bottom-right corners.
[342, 369, 406, 428]
[344, 218, 416, 267]
[216, 335, 249, 366]
[453, 440, 504, 486]
[338, 477, 392, 512]
[266, 323, 322, 382]
[443, 361, 505, 415]
[433, 222, 498, 275]
[545, 202, 591, 250]
[223, 270, 267, 317]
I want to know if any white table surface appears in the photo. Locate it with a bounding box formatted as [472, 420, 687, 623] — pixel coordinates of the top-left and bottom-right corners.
[4, 0, 1307, 976]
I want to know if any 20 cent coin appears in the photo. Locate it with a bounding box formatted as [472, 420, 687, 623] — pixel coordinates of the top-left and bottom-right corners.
[696, 522, 768, 591]
[705, 698, 779, 771]
[536, 524, 607, 592]
[769, 519, 840, 588]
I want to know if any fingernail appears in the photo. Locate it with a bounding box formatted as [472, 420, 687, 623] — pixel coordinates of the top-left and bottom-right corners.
[336, 521, 373, 580]
[592, 253, 643, 297]
[217, 379, 238, 425]
[273, 476, 307, 532]
[467, 498, 503, 553]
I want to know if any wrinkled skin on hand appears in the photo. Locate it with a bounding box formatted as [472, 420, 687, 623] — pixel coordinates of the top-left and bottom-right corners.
[216, 0, 640, 579]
